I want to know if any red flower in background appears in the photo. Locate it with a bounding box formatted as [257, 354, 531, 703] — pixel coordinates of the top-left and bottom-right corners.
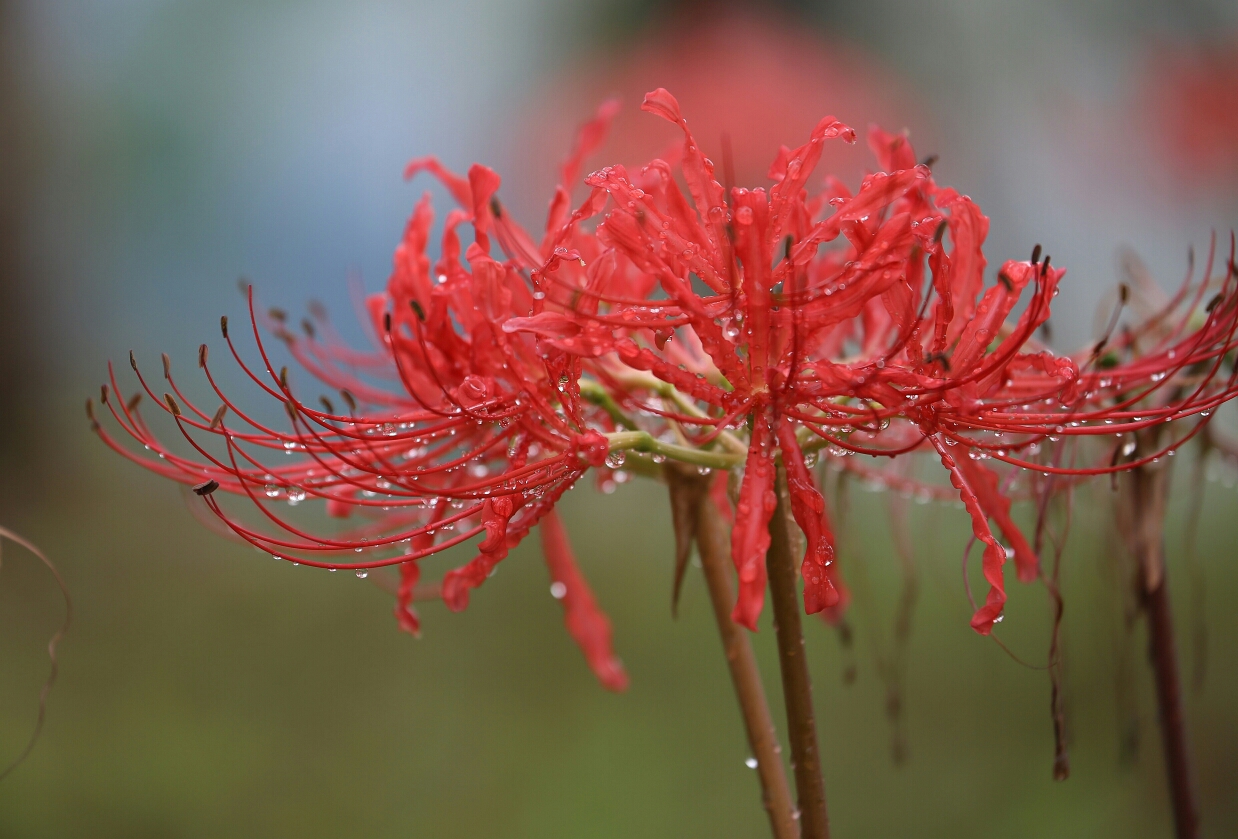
[1147, 37, 1238, 185]
[515, 8, 926, 207]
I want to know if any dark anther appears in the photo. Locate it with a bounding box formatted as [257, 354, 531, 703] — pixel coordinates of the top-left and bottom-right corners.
[784, 235, 794, 261]
[301, 318, 315, 338]
[126, 392, 143, 412]
[924, 352, 952, 371]
[933, 220, 948, 244]
[164, 393, 182, 416]
[269, 307, 287, 322]
[1041, 254, 1051, 274]
[1093, 338, 1108, 356]
[129, 350, 138, 372]
[383, 312, 392, 332]
[1031, 244, 1042, 265]
[162, 353, 172, 380]
[1040, 321, 1053, 341]
[220, 316, 229, 337]
[340, 389, 357, 412]
[1206, 293, 1223, 313]
[279, 367, 289, 390]
[319, 396, 335, 414]
[998, 272, 1014, 291]
[410, 300, 426, 322]
[489, 196, 502, 219]
[193, 480, 220, 496]
[198, 344, 209, 368]
[284, 400, 298, 423]
[85, 398, 96, 423]
[1118, 282, 1130, 304]
[100, 384, 109, 404]
[209, 404, 227, 430]
[920, 154, 939, 169]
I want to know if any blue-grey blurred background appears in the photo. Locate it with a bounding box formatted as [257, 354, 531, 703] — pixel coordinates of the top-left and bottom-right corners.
[1, 1, 1236, 836]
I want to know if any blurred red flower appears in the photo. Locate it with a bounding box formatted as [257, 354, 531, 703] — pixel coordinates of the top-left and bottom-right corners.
[1147, 37, 1238, 184]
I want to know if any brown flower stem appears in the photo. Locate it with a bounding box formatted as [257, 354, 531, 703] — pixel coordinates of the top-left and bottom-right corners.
[695, 494, 801, 839]
[1129, 450, 1199, 839]
[767, 472, 829, 839]
[1143, 566, 1198, 839]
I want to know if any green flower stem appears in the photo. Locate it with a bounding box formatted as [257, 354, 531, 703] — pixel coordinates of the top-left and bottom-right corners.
[600, 372, 749, 456]
[604, 431, 744, 470]
[579, 379, 639, 431]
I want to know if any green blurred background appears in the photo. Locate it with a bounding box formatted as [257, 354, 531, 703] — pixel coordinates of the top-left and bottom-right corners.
[1, 1, 1236, 836]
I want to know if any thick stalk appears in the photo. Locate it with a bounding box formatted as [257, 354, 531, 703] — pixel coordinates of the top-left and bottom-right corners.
[1143, 566, 1198, 839]
[767, 475, 829, 839]
[695, 495, 800, 839]
[1129, 453, 1198, 839]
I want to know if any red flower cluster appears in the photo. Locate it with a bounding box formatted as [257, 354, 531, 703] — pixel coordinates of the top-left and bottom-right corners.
[93, 89, 1238, 685]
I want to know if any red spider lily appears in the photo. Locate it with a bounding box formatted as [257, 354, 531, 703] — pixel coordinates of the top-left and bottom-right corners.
[516, 88, 1238, 634]
[92, 85, 1238, 666]
[88, 109, 630, 689]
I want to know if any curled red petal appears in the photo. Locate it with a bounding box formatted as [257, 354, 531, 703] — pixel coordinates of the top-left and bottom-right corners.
[866, 125, 918, 173]
[467, 164, 502, 252]
[403, 156, 472, 207]
[539, 509, 628, 691]
[561, 97, 621, 190]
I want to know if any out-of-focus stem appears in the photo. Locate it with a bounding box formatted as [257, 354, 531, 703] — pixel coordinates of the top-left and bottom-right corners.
[1143, 565, 1198, 839]
[1128, 448, 1199, 839]
[695, 494, 800, 839]
[767, 474, 829, 839]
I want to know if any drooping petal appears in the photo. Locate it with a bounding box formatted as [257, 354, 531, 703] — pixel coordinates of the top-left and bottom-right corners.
[953, 455, 1039, 582]
[775, 419, 842, 613]
[394, 559, 422, 636]
[539, 509, 629, 691]
[929, 436, 1008, 634]
[441, 494, 521, 611]
[730, 410, 777, 630]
